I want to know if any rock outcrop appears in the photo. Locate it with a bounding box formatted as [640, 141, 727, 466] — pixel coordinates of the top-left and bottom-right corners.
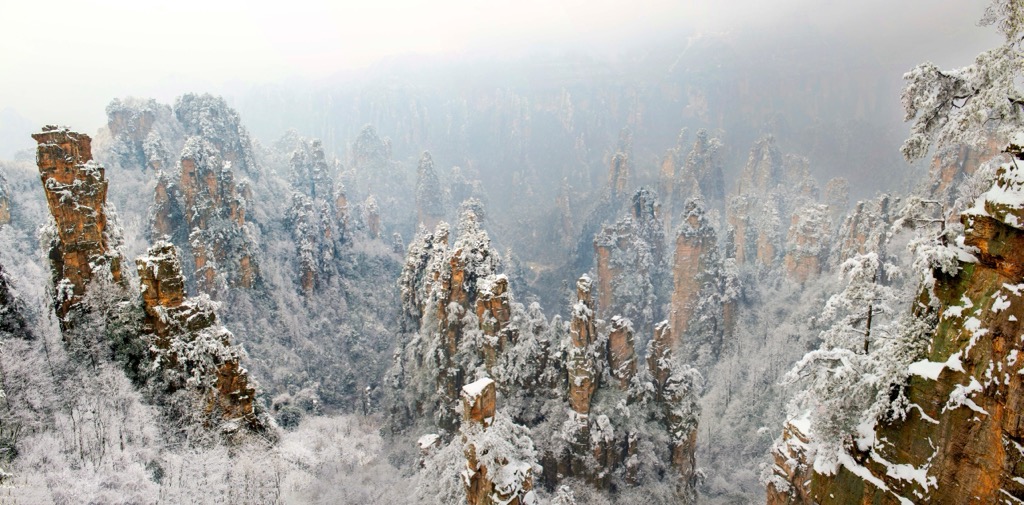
[592, 188, 666, 327]
[393, 210, 701, 502]
[174, 94, 258, 177]
[287, 138, 346, 294]
[659, 129, 725, 232]
[395, 210, 505, 430]
[670, 199, 722, 360]
[33, 126, 126, 325]
[567, 275, 600, 415]
[832, 194, 894, 265]
[683, 129, 725, 204]
[461, 378, 537, 505]
[105, 97, 179, 172]
[728, 135, 830, 273]
[155, 137, 259, 292]
[608, 151, 630, 200]
[606, 316, 636, 390]
[768, 145, 1024, 504]
[416, 151, 445, 232]
[783, 204, 831, 283]
[137, 242, 271, 436]
[0, 170, 10, 228]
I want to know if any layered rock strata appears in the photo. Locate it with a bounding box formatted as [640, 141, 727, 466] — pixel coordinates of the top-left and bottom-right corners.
[137, 242, 270, 434]
[768, 146, 1024, 504]
[33, 126, 125, 325]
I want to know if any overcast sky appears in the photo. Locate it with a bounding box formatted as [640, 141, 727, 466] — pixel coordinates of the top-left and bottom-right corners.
[0, 0, 1002, 138]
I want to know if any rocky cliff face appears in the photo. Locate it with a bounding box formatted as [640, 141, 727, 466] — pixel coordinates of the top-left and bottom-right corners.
[287, 138, 346, 294]
[0, 171, 10, 228]
[460, 378, 538, 505]
[174, 94, 258, 177]
[33, 126, 126, 325]
[783, 204, 831, 283]
[670, 199, 727, 367]
[393, 211, 701, 502]
[592, 188, 666, 328]
[123, 94, 265, 295]
[659, 129, 726, 233]
[137, 242, 271, 436]
[608, 152, 630, 200]
[416, 151, 445, 232]
[567, 276, 600, 415]
[832, 194, 893, 265]
[159, 137, 259, 292]
[394, 211, 505, 430]
[728, 136, 830, 273]
[767, 147, 1024, 504]
[105, 97, 180, 172]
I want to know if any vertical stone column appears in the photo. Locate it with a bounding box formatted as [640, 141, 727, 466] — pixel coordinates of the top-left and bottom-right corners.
[33, 126, 123, 324]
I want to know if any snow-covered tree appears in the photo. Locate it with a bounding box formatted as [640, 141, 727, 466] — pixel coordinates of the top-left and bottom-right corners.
[900, 0, 1024, 160]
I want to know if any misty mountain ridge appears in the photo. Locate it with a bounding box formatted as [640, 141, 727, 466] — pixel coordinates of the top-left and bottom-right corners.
[0, 2, 1021, 504]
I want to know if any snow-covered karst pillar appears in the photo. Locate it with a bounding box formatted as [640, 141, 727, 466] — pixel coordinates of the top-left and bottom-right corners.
[607, 316, 636, 390]
[461, 378, 537, 505]
[0, 173, 10, 228]
[136, 241, 272, 436]
[32, 126, 125, 326]
[669, 200, 717, 348]
[567, 275, 599, 415]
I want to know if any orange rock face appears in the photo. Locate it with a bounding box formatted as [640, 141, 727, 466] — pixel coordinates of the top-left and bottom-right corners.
[593, 188, 665, 328]
[783, 205, 830, 284]
[772, 154, 1024, 504]
[476, 275, 516, 369]
[765, 421, 814, 505]
[929, 138, 1003, 201]
[171, 138, 258, 292]
[607, 316, 636, 390]
[461, 378, 535, 505]
[670, 210, 714, 343]
[461, 378, 496, 426]
[568, 275, 599, 415]
[137, 242, 268, 434]
[593, 225, 625, 320]
[33, 126, 124, 323]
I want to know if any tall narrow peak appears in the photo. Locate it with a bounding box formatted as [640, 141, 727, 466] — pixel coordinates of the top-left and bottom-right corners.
[137, 241, 273, 438]
[416, 151, 445, 232]
[0, 170, 10, 228]
[667, 197, 724, 366]
[32, 126, 125, 325]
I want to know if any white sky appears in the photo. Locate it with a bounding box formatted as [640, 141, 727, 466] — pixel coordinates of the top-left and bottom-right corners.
[0, 0, 1002, 134]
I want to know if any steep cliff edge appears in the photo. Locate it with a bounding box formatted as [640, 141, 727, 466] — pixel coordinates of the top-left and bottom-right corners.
[393, 209, 701, 502]
[137, 242, 273, 437]
[767, 144, 1024, 504]
[32, 126, 126, 326]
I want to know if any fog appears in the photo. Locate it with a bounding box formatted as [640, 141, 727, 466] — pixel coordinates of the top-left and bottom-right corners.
[0, 0, 999, 144]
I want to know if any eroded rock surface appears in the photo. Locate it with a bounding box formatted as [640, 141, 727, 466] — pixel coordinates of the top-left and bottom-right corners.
[33, 126, 125, 324]
[768, 148, 1024, 504]
[137, 242, 271, 436]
